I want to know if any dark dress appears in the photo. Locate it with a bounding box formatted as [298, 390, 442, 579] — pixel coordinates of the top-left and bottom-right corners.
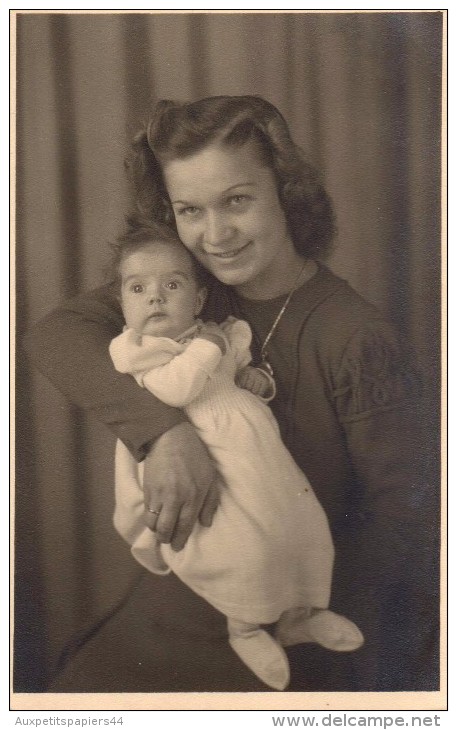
[24, 264, 440, 692]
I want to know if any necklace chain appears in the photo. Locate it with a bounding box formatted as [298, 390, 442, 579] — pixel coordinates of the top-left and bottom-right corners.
[230, 260, 309, 379]
[259, 261, 308, 375]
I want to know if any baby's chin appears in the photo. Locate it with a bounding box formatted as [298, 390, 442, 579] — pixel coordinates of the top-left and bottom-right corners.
[140, 319, 172, 338]
[140, 317, 194, 339]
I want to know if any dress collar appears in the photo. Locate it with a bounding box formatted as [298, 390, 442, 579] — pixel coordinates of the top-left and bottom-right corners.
[176, 320, 204, 343]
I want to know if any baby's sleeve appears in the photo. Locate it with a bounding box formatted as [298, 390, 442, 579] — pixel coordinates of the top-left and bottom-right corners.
[109, 329, 180, 379]
[110, 330, 223, 407]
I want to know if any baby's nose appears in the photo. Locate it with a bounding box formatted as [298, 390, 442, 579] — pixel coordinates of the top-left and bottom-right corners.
[148, 286, 164, 304]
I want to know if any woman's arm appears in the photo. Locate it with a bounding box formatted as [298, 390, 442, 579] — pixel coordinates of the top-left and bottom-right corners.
[332, 322, 439, 679]
[333, 321, 437, 581]
[24, 283, 187, 460]
[24, 286, 219, 549]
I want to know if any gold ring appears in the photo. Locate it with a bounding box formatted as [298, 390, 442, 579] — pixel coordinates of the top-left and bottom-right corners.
[147, 508, 161, 515]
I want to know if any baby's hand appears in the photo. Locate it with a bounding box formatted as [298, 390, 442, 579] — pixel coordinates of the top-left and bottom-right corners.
[236, 366, 272, 397]
[198, 322, 226, 355]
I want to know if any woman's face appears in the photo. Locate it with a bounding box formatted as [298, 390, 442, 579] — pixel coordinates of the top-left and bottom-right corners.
[163, 141, 297, 297]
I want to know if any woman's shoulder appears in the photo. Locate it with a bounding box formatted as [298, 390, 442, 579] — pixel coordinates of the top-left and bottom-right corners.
[299, 265, 412, 377]
[314, 265, 384, 322]
[304, 269, 421, 402]
[305, 265, 392, 342]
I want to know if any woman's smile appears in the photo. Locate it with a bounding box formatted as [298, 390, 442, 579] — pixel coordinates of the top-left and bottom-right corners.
[209, 241, 253, 260]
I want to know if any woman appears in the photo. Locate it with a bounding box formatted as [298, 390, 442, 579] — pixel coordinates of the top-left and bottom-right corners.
[25, 96, 438, 692]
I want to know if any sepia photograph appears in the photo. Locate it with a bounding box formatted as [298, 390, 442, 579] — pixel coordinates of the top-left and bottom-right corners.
[13, 9, 444, 710]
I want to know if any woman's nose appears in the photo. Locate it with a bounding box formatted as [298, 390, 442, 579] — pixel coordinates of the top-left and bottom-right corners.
[203, 212, 235, 248]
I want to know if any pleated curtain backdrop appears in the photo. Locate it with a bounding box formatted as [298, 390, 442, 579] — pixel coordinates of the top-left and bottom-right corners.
[15, 11, 443, 690]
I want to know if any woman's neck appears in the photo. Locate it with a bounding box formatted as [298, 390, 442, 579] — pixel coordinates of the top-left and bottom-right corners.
[234, 256, 317, 301]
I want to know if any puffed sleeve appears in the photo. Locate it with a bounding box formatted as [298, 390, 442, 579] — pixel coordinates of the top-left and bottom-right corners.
[23, 284, 188, 461]
[219, 316, 253, 369]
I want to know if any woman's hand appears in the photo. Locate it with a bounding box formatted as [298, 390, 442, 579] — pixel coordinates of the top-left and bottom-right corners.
[142, 422, 219, 552]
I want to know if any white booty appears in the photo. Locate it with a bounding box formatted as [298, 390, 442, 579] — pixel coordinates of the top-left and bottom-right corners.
[305, 610, 364, 652]
[275, 606, 314, 647]
[276, 607, 364, 652]
[228, 620, 290, 691]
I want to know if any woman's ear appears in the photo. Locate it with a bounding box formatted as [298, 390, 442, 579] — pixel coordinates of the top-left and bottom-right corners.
[194, 287, 208, 317]
[162, 198, 174, 224]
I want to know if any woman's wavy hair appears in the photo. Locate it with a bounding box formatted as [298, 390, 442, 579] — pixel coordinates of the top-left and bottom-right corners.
[125, 96, 336, 259]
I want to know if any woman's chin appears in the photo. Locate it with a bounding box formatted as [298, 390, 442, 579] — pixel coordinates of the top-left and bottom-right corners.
[206, 265, 253, 288]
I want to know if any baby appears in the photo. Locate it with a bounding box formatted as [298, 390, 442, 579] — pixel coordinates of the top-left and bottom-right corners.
[110, 223, 363, 690]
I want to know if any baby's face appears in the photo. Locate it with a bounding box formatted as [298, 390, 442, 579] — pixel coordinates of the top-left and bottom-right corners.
[120, 241, 206, 338]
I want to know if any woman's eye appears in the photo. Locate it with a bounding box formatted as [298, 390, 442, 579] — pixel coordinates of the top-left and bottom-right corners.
[177, 206, 200, 217]
[166, 281, 179, 290]
[228, 195, 249, 206]
[131, 284, 144, 294]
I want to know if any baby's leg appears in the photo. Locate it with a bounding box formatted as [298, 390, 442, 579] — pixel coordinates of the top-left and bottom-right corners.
[227, 617, 290, 691]
[275, 607, 364, 652]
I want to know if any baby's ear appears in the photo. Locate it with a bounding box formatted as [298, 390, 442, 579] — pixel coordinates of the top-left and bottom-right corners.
[113, 285, 124, 315]
[194, 287, 208, 316]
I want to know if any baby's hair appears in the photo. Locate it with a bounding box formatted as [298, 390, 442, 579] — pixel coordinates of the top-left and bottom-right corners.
[109, 219, 211, 290]
[125, 96, 336, 259]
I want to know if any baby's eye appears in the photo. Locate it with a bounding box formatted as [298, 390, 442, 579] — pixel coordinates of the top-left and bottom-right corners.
[165, 281, 179, 290]
[131, 284, 144, 294]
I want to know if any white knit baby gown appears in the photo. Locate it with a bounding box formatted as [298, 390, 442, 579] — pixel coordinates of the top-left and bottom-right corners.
[112, 317, 335, 624]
